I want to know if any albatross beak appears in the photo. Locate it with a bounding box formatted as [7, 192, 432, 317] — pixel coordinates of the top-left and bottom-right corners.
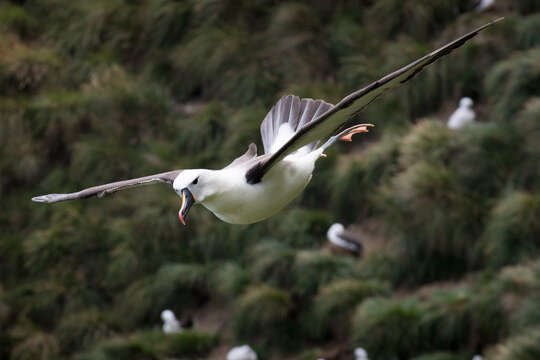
[179, 188, 196, 225]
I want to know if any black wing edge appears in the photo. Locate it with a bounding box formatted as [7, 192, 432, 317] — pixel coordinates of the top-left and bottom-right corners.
[31, 170, 182, 204]
[245, 17, 504, 185]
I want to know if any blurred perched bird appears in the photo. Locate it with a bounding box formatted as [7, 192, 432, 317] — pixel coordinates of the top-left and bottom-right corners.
[472, 355, 483, 360]
[448, 97, 476, 130]
[476, 0, 495, 12]
[32, 19, 502, 226]
[326, 223, 363, 257]
[355, 347, 369, 360]
[227, 345, 258, 360]
[160, 309, 182, 334]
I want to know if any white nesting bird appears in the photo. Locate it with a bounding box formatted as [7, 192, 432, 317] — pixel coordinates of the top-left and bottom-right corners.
[355, 347, 369, 360]
[227, 345, 258, 360]
[160, 309, 182, 334]
[327, 223, 363, 257]
[448, 97, 475, 130]
[31, 20, 502, 226]
[476, 0, 495, 12]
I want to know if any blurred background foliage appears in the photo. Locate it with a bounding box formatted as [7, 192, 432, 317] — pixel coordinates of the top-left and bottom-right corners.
[1, 0, 540, 359]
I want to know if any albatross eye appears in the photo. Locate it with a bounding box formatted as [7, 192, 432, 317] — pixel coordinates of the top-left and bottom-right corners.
[192, 177, 199, 185]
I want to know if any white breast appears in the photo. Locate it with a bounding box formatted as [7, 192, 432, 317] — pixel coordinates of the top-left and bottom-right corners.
[448, 107, 475, 129]
[202, 151, 320, 224]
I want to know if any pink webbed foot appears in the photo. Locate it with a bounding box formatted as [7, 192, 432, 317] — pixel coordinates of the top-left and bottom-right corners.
[339, 124, 375, 142]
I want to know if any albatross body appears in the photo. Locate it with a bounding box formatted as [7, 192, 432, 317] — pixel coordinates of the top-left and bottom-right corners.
[32, 19, 503, 226]
[189, 151, 319, 224]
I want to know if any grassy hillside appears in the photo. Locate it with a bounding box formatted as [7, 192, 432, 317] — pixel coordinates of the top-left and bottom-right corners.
[1, 0, 540, 359]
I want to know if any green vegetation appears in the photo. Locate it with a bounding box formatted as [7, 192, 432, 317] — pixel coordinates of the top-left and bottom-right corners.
[2, 1, 540, 359]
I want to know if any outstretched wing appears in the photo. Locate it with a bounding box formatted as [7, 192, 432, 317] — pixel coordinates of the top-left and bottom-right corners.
[32, 170, 182, 204]
[245, 18, 503, 184]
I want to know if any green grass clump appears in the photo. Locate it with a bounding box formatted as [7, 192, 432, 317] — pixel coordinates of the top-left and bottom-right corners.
[481, 191, 540, 268]
[419, 286, 506, 352]
[352, 297, 423, 359]
[156, 331, 217, 358]
[517, 14, 540, 49]
[211, 262, 251, 301]
[485, 49, 540, 122]
[486, 327, 540, 360]
[56, 308, 111, 355]
[331, 133, 401, 222]
[450, 123, 520, 197]
[0, 3, 39, 37]
[311, 279, 390, 338]
[232, 285, 292, 347]
[115, 263, 210, 328]
[248, 241, 296, 288]
[10, 332, 59, 360]
[0, 34, 60, 94]
[292, 250, 356, 297]
[366, 0, 469, 41]
[399, 121, 453, 168]
[411, 352, 466, 360]
[378, 160, 478, 284]
[74, 330, 216, 360]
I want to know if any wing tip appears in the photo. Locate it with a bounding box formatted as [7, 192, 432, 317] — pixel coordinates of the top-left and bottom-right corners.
[32, 194, 57, 203]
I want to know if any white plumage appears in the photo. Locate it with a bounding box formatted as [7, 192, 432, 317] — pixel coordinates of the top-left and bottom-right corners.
[160, 309, 182, 334]
[476, 0, 495, 12]
[355, 347, 369, 360]
[226, 345, 258, 360]
[327, 223, 362, 253]
[448, 97, 475, 130]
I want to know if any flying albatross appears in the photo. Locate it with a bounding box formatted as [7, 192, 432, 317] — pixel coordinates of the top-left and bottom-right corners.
[32, 19, 502, 225]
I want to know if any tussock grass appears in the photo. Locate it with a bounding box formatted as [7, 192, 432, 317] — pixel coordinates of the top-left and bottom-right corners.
[311, 279, 390, 338]
[331, 133, 401, 222]
[485, 49, 540, 122]
[115, 263, 210, 328]
[378, 160, 478, 284]
[293, 250, 356, 297]
[353, 297, 423, 359]
[248, 241, 296, 288]
[399, 121, 453, 168]
[10, 332, 59, 360]
[486, 327, 540, 360]
[517, 14, 540, 49]
[412, 352, 466, 360]
[56, 308, 111, 355]
[2, 1, 540, 359]
[210, 262, 250, 301]
[481, 191, 540, 268]
[232, 285, 292, 347]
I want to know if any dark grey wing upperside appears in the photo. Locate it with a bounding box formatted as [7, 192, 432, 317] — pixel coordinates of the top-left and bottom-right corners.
[31, 170, 182, 204]
[246, 18, 503, 184]
[260, 95, 333, 154]
[338, 230, 364, 253]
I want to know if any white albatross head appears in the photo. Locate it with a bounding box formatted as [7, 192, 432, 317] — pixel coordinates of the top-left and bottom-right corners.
[172, 169, 219, 225]
[160, 309, 176, 322]
[226, 345, 258, 360]
[459, 97, 474, 108]
[354, 347, 368, 360]
[327, 223, 345, 238]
